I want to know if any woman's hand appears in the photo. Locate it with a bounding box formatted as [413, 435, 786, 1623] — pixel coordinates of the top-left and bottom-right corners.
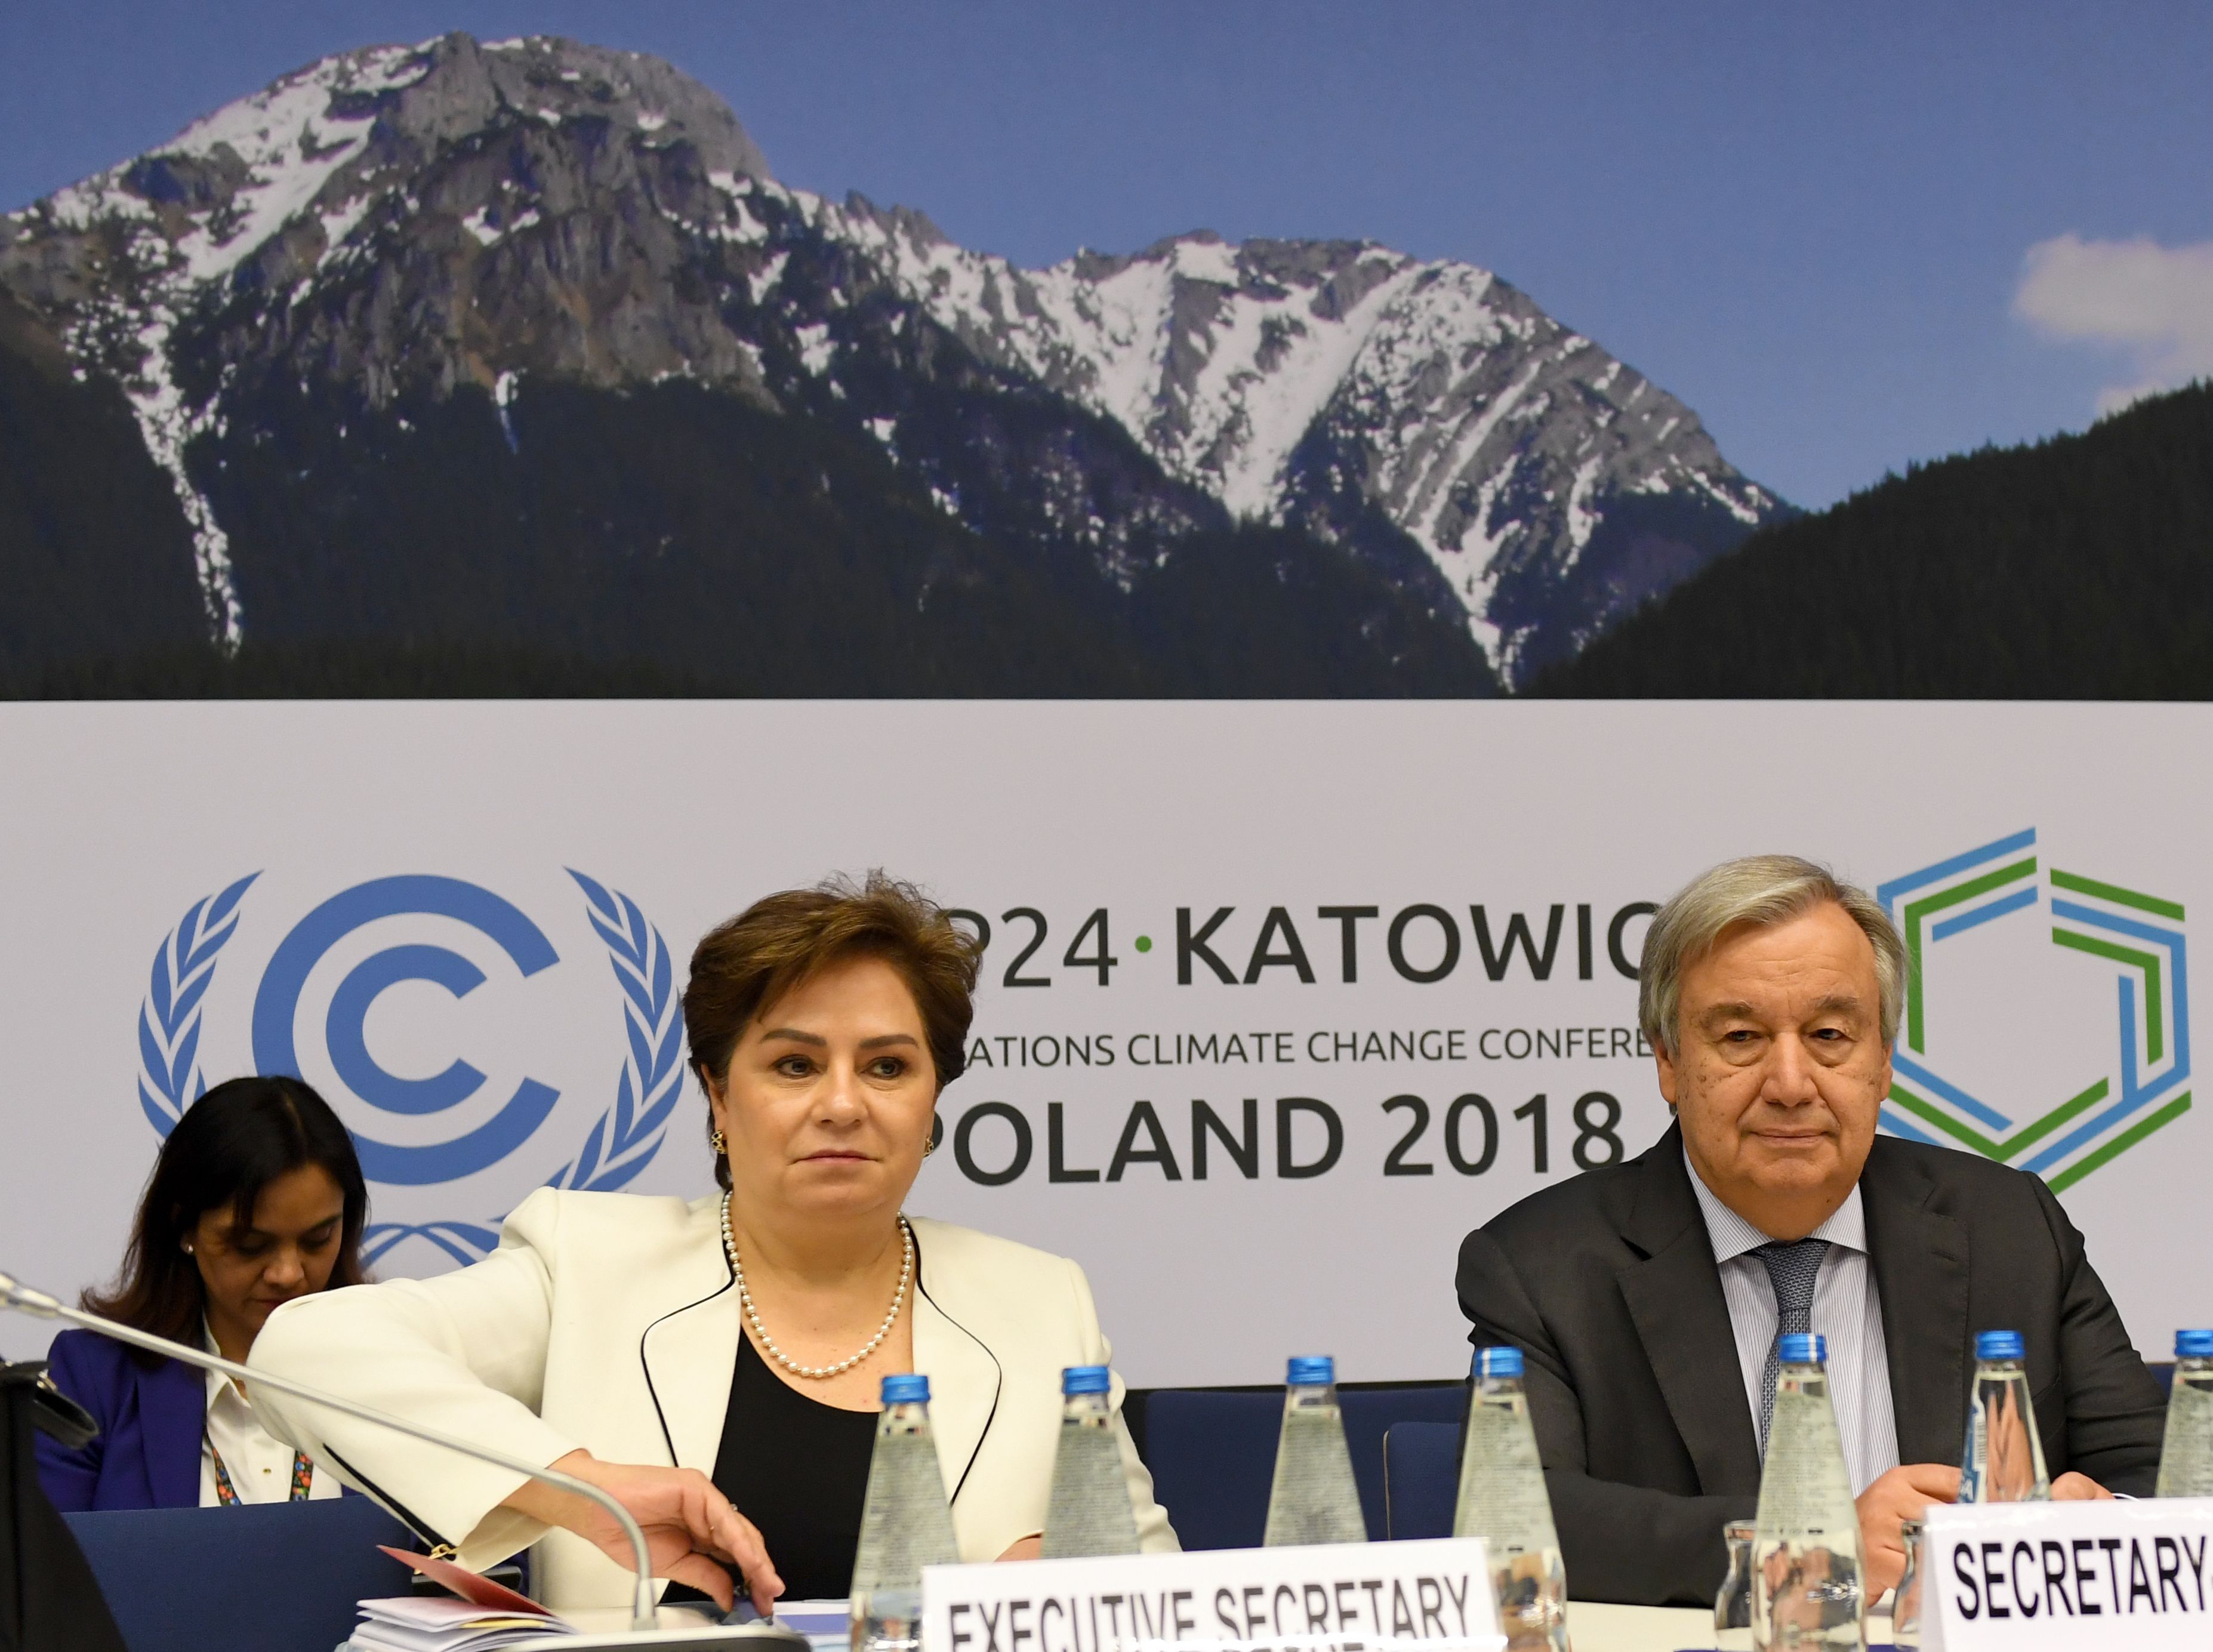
[505, 1450, 784, 1614]
[995, 1536, 1043, 1561]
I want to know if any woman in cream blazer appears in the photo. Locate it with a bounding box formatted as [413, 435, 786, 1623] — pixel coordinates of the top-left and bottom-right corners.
[251, 1185, 1172, 1608]
[251, 876, 1174, 1612]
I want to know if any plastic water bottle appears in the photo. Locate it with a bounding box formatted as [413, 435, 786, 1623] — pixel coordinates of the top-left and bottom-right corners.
[1751, 1333, 1863, 1650]
[1454, 1347, 1571, 1651]
[1040, 1364, 1142, 1558]
[1262, 1355, 1367, 1546]
[2155, 1329, 2213, 1497]
[1958, 1329, 2049, 1502]
[850, 1373, 961, 1652]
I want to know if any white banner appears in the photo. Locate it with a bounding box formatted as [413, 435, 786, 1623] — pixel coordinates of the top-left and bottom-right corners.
[0, 701, 2203, 1385]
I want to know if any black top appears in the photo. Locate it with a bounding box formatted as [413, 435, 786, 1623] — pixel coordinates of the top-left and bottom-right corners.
[705, 1332, 878, 1602]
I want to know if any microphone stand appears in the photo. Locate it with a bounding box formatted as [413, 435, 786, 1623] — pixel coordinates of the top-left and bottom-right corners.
[1, 1269, 674, 1634]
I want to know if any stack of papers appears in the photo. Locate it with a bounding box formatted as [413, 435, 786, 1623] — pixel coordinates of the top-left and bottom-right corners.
[769, 1601, 851, 1651]
[345, 1595, 576, 1651]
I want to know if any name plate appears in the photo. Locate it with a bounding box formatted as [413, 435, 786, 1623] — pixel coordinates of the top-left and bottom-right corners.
[920, 1539, 1504, 1652]
[1924, 1498, 2213, 1650]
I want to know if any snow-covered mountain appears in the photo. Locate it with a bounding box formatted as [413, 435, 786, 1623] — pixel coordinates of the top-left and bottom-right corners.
[853, 223, 1783, 677]
[0, 32, 1784, 686]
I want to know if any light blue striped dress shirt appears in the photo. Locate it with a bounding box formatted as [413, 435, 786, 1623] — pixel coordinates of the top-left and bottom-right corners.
[1684, 1151, 1902, 1495]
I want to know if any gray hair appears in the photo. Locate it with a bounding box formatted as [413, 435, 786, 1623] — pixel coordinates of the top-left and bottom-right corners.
[1637, 855, 1907, 1057]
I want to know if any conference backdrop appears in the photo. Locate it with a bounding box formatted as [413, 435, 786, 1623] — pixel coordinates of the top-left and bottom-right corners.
[0, 698, 2201, 1385]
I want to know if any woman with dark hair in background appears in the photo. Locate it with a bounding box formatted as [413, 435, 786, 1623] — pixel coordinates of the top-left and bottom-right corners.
[35, 1074, 369, 1510]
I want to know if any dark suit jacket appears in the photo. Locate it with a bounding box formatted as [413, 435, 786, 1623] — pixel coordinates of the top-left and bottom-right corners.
[1456, 1123, 2168, 1606]
[32, 1330, 204, 1511]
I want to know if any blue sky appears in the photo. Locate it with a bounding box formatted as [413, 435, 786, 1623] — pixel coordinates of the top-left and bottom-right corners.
[5, 1, 2208, 508]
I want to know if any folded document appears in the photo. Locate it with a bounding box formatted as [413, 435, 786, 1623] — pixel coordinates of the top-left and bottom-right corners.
[345, 1594, 574, 1651]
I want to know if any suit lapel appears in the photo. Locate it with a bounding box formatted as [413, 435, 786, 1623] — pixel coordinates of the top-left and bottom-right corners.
[638, 1204, 741, 1474]
[908, 1226, 1000, 1506]
[1862, 1141, 1969, 1466]
[1616, 1128, 1763, 1494]
[141, 1354, 206, 1509]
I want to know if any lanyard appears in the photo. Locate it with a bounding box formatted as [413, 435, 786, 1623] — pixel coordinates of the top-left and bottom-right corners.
[206, 1431, 314, 1504]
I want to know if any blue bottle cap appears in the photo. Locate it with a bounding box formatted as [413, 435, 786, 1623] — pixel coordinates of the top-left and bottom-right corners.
[1062, 1364, 1112, 1396]
[1286, 1355, 1336, 1386]
[880, 1373, 931, 1406]
[1975, 1330, 2026, 1363]
[2177, 1330, 2213, 1358]
[1777, 1333, 1826, 1364]
[1475, 1346, 1524, 1379]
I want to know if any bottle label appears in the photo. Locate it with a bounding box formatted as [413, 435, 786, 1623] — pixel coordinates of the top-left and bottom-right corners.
[1040, 1420, 1142, 1559]
[1967, 1402, 1988, 1491]
[1455, 1400, 1559, 1553]
[2156, 1377, 2213, 1497]
[852, 1429, 961, 1594]
[1754, 1388, 1858, 1542]
[1262, 1410, 1367, 1546]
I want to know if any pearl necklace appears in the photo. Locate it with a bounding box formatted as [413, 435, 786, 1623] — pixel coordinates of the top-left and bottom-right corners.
[720, 1193, 913, 1379]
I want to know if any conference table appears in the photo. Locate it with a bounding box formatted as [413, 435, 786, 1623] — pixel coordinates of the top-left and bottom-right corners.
[1563, 1602, 1722, 1649]
[551, 1602, 1893, 1652]
[61, 1497, 1893, 1652]
[1560, 1602, 1894, 1650]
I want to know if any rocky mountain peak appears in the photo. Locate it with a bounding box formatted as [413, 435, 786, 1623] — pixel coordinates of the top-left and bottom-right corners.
[10, 35, 769, 304]
[1, 33, 778, 639]
[1, 32, 1783, 685]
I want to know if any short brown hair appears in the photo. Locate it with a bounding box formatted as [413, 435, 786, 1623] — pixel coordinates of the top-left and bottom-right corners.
[683, 872, 982, 1190]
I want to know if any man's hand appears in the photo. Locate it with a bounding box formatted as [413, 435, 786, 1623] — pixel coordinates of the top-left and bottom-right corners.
[1855, 1463, 1959, 1596]
[2051, 1471, 2114, 1500]
[504, 1450, 784, 1614]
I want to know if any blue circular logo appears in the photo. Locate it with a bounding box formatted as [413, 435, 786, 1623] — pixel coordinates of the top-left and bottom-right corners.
[251, 876, 563, 1186]
[136, 869, 688, 1265]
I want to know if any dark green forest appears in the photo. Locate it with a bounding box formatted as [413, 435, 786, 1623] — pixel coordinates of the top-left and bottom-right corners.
[11, 272, 2212, 704]
[0, 294, 212, 682]
[1540, 381, 2213, 698]
[0, 314, 1499, 698]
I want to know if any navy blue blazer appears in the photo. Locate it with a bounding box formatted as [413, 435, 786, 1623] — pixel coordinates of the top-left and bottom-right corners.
[36, 1329, 208, 1506]
[36, 1327, 359, 1511]
[34, 1329, 206, 1511]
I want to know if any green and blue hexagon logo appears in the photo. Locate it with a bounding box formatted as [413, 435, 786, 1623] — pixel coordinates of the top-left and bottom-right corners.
[1877, 828, 2191, 1192]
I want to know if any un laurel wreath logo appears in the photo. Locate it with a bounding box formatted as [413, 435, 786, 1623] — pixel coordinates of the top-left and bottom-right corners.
[136, 870, 685, 1266]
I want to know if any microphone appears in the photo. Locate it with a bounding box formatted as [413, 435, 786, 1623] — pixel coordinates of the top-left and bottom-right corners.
[1, 1269, 801, 1645]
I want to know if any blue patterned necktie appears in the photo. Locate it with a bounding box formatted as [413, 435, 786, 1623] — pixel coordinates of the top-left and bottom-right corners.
[1754, 1237, 1830, 1455]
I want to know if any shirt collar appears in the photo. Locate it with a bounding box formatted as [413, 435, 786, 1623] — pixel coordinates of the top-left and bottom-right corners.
[201, 1320, 244, 1412]
[1683, 1146, 1867, 1263]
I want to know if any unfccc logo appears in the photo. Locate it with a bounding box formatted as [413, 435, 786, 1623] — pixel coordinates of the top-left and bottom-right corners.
[135, 871, 686, 1265]
[1877, 828, 2191, 1192]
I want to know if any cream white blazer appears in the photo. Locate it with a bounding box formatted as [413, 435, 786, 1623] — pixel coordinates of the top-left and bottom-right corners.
[249, 1189, 1177, 1608]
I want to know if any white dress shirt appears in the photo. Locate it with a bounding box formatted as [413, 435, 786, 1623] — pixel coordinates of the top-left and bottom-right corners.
[1684, 1153, 1902, 1495]
[199, 1326, 341, 1506]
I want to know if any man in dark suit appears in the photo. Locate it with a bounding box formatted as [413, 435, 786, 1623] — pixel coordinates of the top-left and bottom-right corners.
[1457, 855, 2166, 1606]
